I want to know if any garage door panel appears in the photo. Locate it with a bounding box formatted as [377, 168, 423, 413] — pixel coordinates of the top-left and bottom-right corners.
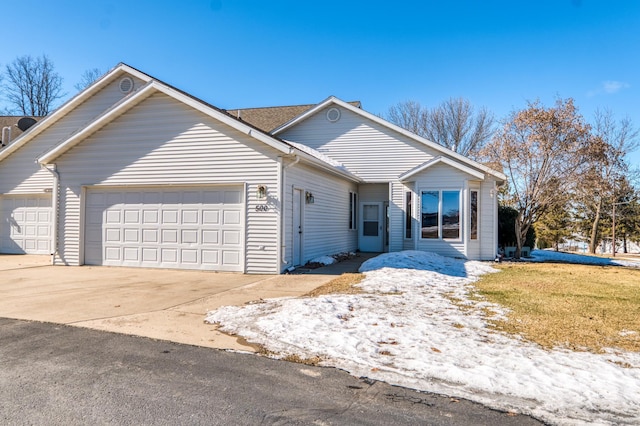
[84, 186, 244, 271]
[142, 248, 158, 262]
[162, 229, 178, 243]
[182, 210, 198, 224]
[142, 210, 159, 224]
[181, 229, 198, 244]
[223, 210, 241, 224]
[202, 230, 219, 244]
[203, 210, 219, 224]
[124, 210, 140, 224]
[181, 249, 198, 264]
[162, 210, 178, 224]
[142, 229, 158, 243]
[0, 195, 52, 255]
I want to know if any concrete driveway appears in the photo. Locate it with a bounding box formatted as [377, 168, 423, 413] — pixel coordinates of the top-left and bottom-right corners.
[0, 254, 362, 351]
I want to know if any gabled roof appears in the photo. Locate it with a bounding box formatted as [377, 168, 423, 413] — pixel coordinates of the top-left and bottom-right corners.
[273, 96, 506, 183]
[0, 63, 152, 162]
[399, 156, 485, 181]
[36, 71, 361, 183]
[226, 101, 361, 133]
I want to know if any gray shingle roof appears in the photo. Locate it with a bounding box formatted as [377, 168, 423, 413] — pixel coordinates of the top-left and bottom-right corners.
[226, 101, 362, 133]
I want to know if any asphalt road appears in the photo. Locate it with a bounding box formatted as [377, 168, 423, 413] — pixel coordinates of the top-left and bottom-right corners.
[0, 318, 543, 425]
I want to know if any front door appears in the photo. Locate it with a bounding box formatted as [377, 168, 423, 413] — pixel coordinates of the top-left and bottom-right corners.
[292, 188, 303, 265]
[359, 202, 383, 252]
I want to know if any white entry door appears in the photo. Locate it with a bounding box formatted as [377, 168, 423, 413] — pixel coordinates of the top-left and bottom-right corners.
[359, 202, 383, 252]
[292, 188, 303, 266]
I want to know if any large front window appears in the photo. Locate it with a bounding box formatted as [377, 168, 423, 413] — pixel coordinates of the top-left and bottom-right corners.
[421, 190, 460, 240]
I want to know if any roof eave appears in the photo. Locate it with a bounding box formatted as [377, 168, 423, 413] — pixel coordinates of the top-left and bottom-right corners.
[1, 63, 153, 163]
[399, 156, 486, 182]
[273, 96, 506, 181]
[293, 149, 361, 183]
[37, 82, 157, 164]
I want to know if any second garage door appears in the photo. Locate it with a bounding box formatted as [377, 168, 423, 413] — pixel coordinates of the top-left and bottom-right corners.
[0, 194, 52, 255]
[84, 186, 244, 271]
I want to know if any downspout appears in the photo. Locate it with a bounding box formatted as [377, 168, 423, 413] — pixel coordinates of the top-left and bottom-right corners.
[40, 163, 60, 264]
[278, 153, 300, 270]
[493, 180, 499, 260]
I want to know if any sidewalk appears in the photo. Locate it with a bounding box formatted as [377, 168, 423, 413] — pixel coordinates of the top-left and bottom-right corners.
[75, 253, 378, 351]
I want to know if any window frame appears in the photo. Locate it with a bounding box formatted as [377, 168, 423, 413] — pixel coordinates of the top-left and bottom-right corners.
[349, 191, 358, 230]
[419, 189, 462, 241]
[470, 190, 479, 240]
[404, 191, 412, 239]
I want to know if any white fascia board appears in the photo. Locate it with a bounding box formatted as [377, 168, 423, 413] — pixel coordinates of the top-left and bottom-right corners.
[292, 149, 362, 183]
[151, 84, 294, 156]
[399, 156, 485, 181]
[0, 63, 152, 163]
[274, 96, 506, 182]
[37, 82, 157, 164]
[271, 95, 338, 135]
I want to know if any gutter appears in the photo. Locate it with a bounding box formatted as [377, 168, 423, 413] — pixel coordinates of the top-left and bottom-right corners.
[40, 163, 59, 263]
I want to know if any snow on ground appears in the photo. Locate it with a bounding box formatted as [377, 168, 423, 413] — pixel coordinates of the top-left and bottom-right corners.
[206, 251, 640, 425]
[530, 249, 640, 268]
[308, 255, 336, 266]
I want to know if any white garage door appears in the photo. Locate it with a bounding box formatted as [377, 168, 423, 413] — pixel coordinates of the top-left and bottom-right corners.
[0, 194, 52, 254]
[84, 186, 244, 271]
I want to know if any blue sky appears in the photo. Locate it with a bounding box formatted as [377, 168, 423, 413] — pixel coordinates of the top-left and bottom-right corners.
[3, 1, 639, 164]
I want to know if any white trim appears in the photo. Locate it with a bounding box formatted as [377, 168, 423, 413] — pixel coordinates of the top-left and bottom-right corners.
[37, 82, 157, 164]
[35, 80, 360, 185]
[418, 188, 463, 242]
[0, 63, 152, 162]
[400, 156, 485, 181]
[403, 190, 413, 241]
[272, 96, 506, 182]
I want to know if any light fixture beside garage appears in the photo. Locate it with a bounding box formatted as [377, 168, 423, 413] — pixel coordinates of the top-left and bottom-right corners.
[257, 185, 267, 200]
[305, 191, 314, 204]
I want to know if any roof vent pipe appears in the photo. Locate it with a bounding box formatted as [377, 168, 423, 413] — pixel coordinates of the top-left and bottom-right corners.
[1, 126, 11, 146]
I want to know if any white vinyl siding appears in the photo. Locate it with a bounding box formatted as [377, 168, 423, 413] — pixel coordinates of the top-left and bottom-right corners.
[388, 181, 407, 252]
[0, 194, 52, 254]
[479, 179, 499, 260]
[283, 162, 357, 268]
[53, 92, 281, 274]
[412, 163, 469, 258]
[279, 106, 435, 181]
[0, 74, 146, 194]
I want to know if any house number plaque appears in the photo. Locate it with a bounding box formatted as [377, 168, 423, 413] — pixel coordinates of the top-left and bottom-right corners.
[255, 205, 269, 212]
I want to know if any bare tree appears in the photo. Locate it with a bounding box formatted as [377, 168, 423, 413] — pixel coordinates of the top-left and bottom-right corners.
[425, 98, 494, 157]
[386, 100, 428, 137]
[483, 98, 592, 258]
[576, 109, 639, 253]
[2, 55, 64, 116]
[74, 68, 104, 91]
[387, 97, 494, 158]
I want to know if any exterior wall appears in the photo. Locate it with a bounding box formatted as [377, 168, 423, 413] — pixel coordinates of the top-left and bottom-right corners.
[283, 161, 358, 269]
[53, 92, 282, 274]
[479, 178, 499, 260]
[0, 74, 146, 195]
[389, 181, 405, 253]
[402, 182, 416, 251]
[394, 163, 481, 259]
[279, 105, 435, 181]
[358, 183, 388, 203]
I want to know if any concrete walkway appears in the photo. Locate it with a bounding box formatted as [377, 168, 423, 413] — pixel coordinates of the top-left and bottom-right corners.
[0, 253, 377, 352]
